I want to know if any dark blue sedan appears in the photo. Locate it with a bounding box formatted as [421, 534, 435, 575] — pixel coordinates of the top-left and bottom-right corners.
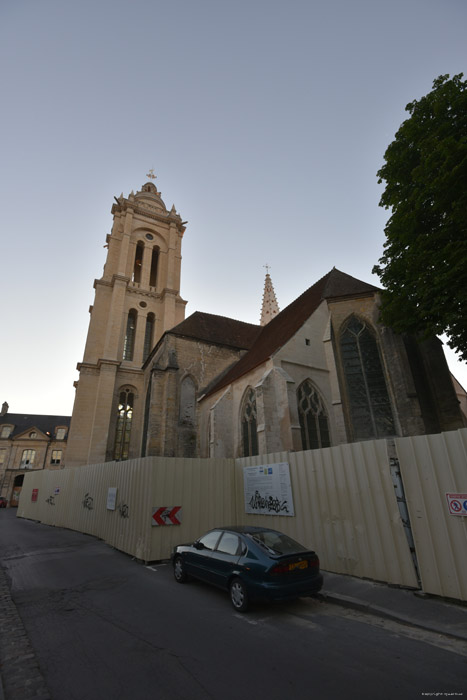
[172, 526, 323, 612]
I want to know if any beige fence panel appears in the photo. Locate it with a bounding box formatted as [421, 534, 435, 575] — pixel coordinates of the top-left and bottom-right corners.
[396, 428, 467, 601]
[236, 443, 419, 587]
[19, 456, 236, 562]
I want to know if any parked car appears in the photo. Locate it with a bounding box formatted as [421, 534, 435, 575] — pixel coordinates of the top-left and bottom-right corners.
[0, 497, 7, 508]
[172, 525, 323, 612]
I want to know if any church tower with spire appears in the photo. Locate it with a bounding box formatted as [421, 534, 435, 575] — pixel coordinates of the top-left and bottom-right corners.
[66, 176, 187, 467]
[260, 267, 280, 325]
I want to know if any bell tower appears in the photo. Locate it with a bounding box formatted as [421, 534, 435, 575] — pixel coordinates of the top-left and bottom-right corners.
[66, 176, 187, 467]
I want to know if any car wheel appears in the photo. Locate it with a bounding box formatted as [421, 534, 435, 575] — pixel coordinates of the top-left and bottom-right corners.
[230, 577, 248, 612]
[173, 556, 188, 583]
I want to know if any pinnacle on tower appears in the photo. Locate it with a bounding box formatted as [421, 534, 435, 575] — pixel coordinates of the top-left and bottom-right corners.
[260, 268, 280, 326]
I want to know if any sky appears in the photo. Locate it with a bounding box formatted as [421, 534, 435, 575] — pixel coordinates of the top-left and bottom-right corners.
[1, 0, 466, 416]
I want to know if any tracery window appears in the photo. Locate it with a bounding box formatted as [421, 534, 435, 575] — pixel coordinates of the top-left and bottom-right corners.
[340, 316, 395, 440]
[241, 388, 258, 457]
[297, 381, 330, 450]
[123, 309, 137, 361]
[114, 389, 134, 461]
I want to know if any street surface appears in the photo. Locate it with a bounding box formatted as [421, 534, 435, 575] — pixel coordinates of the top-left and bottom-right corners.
[0, 509, 465, 700]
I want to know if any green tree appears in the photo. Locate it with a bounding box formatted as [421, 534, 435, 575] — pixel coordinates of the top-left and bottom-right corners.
[373, 73, 467, 360]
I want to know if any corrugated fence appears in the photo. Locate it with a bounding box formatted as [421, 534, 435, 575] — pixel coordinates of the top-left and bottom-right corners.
[396, 429, 467, 601]
[17, 428, 467, 600]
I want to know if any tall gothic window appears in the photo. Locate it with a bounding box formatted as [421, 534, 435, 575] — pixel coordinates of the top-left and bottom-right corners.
[340, 316, 395, 440]
[241, 388, 258, 457]
[297, 381, 330, 450]
[123, 309, 137, 361]
[149, 247, 159, 288]
[132, 242, 144, 283]
[143, 313, 155, 362]
[114, 389, 134, 461]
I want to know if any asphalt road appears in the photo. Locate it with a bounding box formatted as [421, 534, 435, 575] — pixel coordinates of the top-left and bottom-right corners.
[0, 509, 465, 700]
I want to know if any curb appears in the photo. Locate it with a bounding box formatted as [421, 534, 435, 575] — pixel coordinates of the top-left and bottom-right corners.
[321, 591, 467, 643]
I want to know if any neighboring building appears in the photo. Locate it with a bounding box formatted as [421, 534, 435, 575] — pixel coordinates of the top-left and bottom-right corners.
[0, 403, 70, 506]
[60, 177, 467, 466]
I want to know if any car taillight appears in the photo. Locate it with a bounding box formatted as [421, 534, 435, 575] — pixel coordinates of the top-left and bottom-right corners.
[271, 556, 319, 574]
[271, 563, 289, 574]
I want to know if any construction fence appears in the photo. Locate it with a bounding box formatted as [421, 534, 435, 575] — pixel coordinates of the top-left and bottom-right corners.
[16, 429, 467, 601]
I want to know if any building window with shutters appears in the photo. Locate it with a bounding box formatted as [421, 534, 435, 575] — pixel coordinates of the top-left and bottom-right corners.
[297, 380, 330, 450]
[340, 316, 395, 440]
[21, 449, 36, 468]
[241, 388, 258, 457]
[114, 389, 134, 461]
[51, 450, 62, 465]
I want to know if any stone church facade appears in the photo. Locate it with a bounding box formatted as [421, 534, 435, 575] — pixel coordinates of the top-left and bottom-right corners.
[65, 178, 465, 468]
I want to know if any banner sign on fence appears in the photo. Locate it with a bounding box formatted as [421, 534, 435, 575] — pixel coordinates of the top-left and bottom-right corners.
[243, 462, 295, 516]
[446, 493, 467, 516]
[152, 506, 182, 526]
[107, 487, 118, 511]
[31, 489, 38, 502]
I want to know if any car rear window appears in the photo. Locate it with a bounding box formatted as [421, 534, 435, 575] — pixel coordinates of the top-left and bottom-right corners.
[248, 531, 308, 555]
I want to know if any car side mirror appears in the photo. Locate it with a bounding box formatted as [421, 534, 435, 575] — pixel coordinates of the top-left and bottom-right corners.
[194, 541, 205, 550]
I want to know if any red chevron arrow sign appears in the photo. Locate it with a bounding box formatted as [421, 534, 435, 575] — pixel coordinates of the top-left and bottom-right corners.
[151, 506, 182, 526]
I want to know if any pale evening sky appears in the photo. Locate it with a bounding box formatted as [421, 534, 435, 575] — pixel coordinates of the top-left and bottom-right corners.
[1, 0, 466, 415]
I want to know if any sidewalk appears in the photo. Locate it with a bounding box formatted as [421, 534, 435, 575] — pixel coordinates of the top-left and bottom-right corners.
[321, 570, 467, 642]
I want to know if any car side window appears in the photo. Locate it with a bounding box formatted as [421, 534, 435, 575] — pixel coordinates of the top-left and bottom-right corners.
[216, 532, 241, 556]
[198, 530, 222, 551]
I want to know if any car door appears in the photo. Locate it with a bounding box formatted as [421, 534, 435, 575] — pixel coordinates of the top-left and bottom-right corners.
[185, 530, 223, 582]
[208, 532, 244, 588]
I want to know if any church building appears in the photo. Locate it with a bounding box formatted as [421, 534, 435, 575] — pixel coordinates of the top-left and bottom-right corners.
[65, 177, 465, 467]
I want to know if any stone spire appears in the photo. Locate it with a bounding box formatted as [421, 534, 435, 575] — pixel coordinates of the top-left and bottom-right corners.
[260, 267, 280, 326]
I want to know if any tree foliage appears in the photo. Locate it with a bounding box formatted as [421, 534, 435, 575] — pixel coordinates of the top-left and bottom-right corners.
[373, 73, 467, 360]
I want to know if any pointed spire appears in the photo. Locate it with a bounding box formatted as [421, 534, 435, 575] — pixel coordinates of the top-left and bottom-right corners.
[260, 266, 280, 326]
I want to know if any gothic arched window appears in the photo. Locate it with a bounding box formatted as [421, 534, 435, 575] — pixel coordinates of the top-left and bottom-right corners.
[114, 389, 134, 461]
[143, 313, 155, 362]
[340, 316, 395, 440]
[123, 309, 137, 361]
[297, 381, 330, 450]
[241, 388, 258, 457]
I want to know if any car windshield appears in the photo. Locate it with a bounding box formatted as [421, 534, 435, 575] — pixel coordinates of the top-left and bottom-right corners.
[247, 531, 308, 556]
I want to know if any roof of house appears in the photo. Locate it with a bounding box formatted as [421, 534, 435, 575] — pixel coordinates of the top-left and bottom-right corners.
[0, 413, 71, 439]
[201, 268, 379, 399]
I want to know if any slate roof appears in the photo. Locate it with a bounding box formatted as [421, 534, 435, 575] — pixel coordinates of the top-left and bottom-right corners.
[154, 311, 261, 353]
[201, 268, 379, 399]
[0, 413, 71, 439]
